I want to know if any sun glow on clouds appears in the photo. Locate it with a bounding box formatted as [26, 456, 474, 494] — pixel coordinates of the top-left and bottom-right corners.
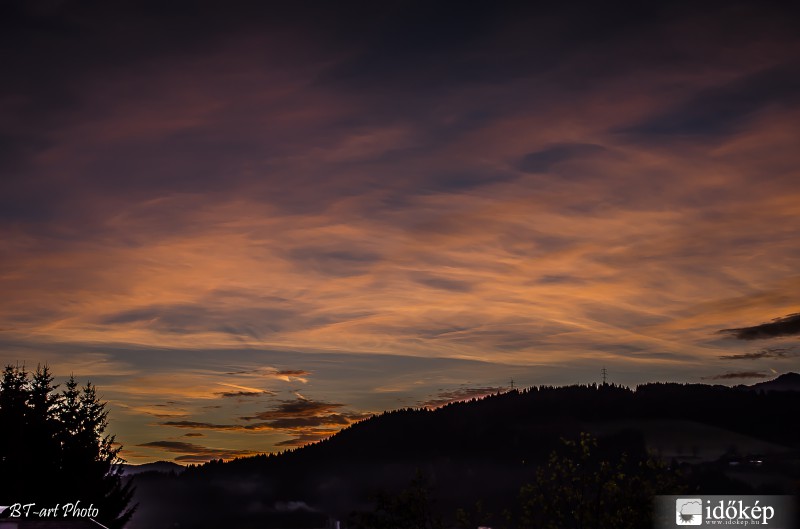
[23, 176, 792, 367]
[2, 2, 800, 462]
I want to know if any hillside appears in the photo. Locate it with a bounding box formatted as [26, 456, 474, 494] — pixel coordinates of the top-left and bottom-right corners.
[748, 372, 800, 392]
[127, 380, 800, 529]
[120, 460, 185, 477]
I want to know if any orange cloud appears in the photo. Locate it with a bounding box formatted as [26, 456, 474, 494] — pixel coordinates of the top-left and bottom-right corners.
[3, 1, 800, 461]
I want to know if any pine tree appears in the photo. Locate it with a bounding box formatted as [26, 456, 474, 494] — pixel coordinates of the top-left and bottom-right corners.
[59, 375, 82, 438]
[27, 364, 63, 503]
[79, 381, 136, 529]
[0, 365, 136, 528]
[59, 376, 137, 529]
[0, 364, 29, 499]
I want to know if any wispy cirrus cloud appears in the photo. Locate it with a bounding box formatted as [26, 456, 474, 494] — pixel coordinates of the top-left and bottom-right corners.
[215, 390, 270, 398]
[517, 143, 609, 174]
[420, 386, 505, 409]
[719, 347, 800, 360]
[114, 403, 189, 419]
[223, 367, 312, 383]
[3, 1, 800, 462]
[274, 431, 336, 448]
[160, 395, 371, 447]
[137, 441, 258, 463]
[241, 398, 344, 421]
[701, 372, 770, 381]
[160, 421, 244, 431]
[274, 370, 311, 383]
[619, 62, 800, 138]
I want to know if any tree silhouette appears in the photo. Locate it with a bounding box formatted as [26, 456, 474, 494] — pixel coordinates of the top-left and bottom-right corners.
[0, 364, 136, 528]
[27, 365, 63, 503]
[0, 364, 29, 495]
[518, 432, 683, 529]
[350, 471, 443, 529]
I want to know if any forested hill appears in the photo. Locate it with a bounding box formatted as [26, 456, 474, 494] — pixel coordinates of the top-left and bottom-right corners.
[746, 372, 800, 392]
[220, 379, 800, 470]
[129, 379, 800, 529]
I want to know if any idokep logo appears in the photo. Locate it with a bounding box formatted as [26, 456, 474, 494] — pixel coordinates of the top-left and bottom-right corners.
[676, 498, 703, 525]
[657, 495, 796, 528]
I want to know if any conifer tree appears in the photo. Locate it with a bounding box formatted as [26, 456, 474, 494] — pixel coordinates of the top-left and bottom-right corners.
[27, 364, 62, 503]
[0, 365, 136, 528]
[0, 364, 29, 499]
[58, 376, 137, 529]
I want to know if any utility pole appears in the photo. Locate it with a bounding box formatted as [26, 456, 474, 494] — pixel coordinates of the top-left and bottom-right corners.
[510, 378, 515, 390]
[601, 367, 608, 386]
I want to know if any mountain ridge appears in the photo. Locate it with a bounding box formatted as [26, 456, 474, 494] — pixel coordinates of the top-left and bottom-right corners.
[745, 371, 800, 392]
[127, 378, 800, 529]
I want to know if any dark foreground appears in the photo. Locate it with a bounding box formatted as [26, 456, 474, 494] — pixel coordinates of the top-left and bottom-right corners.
[126, 379, 800, 529]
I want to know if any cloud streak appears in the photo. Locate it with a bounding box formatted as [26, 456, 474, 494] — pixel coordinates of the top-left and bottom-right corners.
[718, 347, 800, 360]
[701, 372, 770, 381]
[719, 313, 800, 341]
[138, 441, 258, 463]
[160, 396, 371, 447]
[420, 386, 505, 408]
[216, 391, 269, 398]
[3, 1, 800, 461]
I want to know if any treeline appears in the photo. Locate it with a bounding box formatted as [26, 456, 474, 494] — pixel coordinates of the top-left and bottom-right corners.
[183, 381, 800, 495]
[237, 382, 800, 469]
[127, 381, 800, 528]
[0, 364, 135, 529]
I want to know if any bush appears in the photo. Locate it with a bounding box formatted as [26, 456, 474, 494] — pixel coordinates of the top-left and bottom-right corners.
[518, 432, 683, 529]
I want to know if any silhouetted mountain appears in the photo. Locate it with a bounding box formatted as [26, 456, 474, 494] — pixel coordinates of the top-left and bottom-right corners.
[120, 461, 185, 477]
[127, 382, 800, 529]
[747, 372, 800, 392]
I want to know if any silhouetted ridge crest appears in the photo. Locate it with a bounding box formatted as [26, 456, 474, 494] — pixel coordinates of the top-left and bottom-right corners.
[127, 377, 800, 529]
[198, 378, 799, 474]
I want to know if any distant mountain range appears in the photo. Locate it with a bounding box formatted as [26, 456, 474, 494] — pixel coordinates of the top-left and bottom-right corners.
[745, 372, 800, 392]
[120, 460, 185, 476]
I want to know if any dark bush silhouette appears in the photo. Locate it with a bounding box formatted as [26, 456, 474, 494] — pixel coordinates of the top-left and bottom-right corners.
[349, 470, 443, 529]
[517, 432, 683, 529]
[0, 364, 136, 528]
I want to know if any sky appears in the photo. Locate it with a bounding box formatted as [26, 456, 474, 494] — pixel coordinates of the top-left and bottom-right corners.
[2, 0, 800, 464]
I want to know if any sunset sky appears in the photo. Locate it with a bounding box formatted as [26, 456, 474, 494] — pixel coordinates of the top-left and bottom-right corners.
[2, 1, 800, 464]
